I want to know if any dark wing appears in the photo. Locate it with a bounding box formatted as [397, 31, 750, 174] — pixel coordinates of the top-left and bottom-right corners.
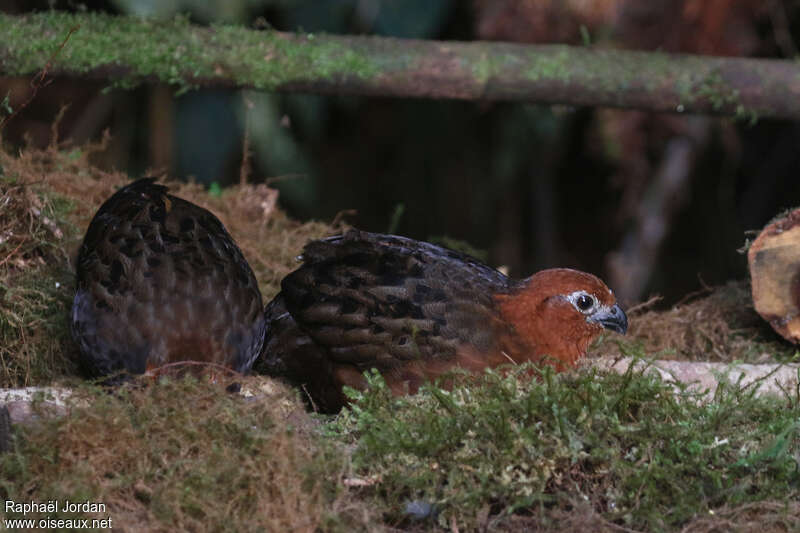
[256, 294, 347, 412]
[72, 179, 264, 377]
[277, 230, 513, 374]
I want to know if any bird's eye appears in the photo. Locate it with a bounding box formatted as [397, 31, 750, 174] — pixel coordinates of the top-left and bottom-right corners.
[576, 294, 594, 311]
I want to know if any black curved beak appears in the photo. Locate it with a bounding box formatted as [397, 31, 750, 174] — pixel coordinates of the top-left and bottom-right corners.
[589, 303, 628, 334]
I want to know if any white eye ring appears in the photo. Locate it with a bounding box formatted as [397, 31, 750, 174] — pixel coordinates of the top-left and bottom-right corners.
[566, 290, 596, 314]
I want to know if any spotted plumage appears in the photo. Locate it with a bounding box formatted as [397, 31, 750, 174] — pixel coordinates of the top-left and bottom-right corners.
[71, 178, 265, 380]
[258, 230, 627, 412]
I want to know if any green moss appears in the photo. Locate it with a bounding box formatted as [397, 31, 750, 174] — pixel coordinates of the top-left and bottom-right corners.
[735, 104, 760, 126]
[524, 46, 573, 83]
[470, 51, 492, 87]
[0, 378, 370, 531]
[0, 12, 380, 94]
[0, 267, 77, 386]
[0, 175, 80, 387]
[695, 71, 740, 111]
[328, 359, 800, 530]
[670, 60, 760, 122]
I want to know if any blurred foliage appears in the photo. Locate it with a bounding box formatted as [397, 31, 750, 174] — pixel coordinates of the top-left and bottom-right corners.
[240, 91, 317, 213]
[106, 0, 458, 216]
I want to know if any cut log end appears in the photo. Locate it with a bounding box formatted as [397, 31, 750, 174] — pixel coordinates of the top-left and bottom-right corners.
[747, 208, 800, 343]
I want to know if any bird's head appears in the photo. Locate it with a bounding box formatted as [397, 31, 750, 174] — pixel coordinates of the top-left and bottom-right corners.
[495, 268, 627, 369]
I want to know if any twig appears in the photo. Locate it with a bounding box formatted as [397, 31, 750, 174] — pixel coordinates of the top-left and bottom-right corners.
[0, 23, 79, 132]
[144, 360, 241, 377]
[331, 209, 357, 228]
[49, 103, 71, 148]
[500, 351, 518, 365]
[625, 295, 663, 315]
[0, 239, 27, 268]
[239, 94, 254, 186]
[674, 284, 715, 308]
[300, 383, 319, 413]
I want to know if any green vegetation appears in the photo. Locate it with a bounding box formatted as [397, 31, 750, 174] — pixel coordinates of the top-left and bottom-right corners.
[524, 46, 573, 83]
[0, 11, 380, 94]
[328, 362, 800, 531]
[0, 172, 80, 386]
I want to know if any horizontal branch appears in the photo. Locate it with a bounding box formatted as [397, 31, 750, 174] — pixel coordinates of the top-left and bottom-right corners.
[2, 12, 800, 119]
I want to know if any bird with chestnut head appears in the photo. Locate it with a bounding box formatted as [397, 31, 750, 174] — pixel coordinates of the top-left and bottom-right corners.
[258, 230, 627, 412]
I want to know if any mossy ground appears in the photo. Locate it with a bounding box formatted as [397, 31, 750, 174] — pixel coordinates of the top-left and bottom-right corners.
[1, 377, 372, 532]
[1, 143, 799, 531]
[330, 365, 800, 532]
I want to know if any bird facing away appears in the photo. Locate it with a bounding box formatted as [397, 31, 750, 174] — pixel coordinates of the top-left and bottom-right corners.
[71, 178, 265, 380]
[258, 230, 627, 412]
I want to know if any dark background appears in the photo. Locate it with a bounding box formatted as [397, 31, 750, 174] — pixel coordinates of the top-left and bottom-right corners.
[2, 0, 800, 305]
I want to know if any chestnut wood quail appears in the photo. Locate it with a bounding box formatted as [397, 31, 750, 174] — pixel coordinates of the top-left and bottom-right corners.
[71, 178, 265, 380]
[258, 230, 627, 412]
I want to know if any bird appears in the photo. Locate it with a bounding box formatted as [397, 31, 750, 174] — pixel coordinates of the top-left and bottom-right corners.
[258, 229, 627, 412]
[71, 178, 265, 381]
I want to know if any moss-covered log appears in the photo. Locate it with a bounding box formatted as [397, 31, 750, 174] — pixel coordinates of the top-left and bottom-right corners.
[2, 12, 800, 119]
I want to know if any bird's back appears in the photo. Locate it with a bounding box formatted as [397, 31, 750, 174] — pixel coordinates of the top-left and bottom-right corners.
[72, 178, 265, 378]
[259, 230, 517, 410]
